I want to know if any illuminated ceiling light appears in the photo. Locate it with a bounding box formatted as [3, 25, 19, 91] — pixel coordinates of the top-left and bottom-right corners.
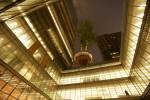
[25, 72, 32, 80]
[6, 20, 18, 29]
[137, 3, 146, 10]
[35, 33, 39, 37]
[19, 35, 28, 43]
[38, 37, 42, 41]
[41, 41, 44, 45]
[14, 51, 18, 54]
[48, 28, 63, 53]
[13, 28, 23, 35]
[22, 13, 26, 16]
[140, 3, 146, 7]
[19, 67, 28, 75]
[137, 13, 144, 17]
[43, 45, 47, 49]
[138, 6, 144, 10]
[46, 5, 73, 59]
[17, 6, 22, 10]
[7, 44, 12, 48]
[0, 38, 4, 41]
[3, 18, 9, 20]
[135, 21, 142, 27]
[6, 21, 18, 29]
[17, 6, 26, 16]
[32, 28, 36, 33]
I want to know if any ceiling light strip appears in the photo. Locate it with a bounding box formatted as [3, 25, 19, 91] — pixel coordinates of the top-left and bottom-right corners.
[24, 16, 54, 60]
[46, 4, 73, 60]
[16, 6, 54, 60]
[48, 29, 71, 65]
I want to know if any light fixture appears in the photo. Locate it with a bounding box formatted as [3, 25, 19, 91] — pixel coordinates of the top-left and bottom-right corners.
[74, 51, 93, 65]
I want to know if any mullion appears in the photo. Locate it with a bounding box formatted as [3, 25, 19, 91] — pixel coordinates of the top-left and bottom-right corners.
[7, 76, 22, 99]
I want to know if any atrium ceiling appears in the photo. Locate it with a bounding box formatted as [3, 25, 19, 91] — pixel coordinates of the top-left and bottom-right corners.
[0, 0, 150, 100]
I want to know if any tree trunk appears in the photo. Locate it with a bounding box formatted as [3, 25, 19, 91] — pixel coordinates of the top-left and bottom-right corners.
[80, 42, 88, 51]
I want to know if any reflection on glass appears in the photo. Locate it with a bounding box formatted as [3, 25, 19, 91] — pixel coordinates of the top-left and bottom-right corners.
[0, 65, 47, 100]
[60, 66, 128, 85]
[6, 18, 36, 49]
[33, 47, 44, 62]
[130, 3, 150, 95]
[0, 22, 56, 98]
[56, 79, 139, 100]
[123, 0, 146, 74]
[24, 16, 54, 60]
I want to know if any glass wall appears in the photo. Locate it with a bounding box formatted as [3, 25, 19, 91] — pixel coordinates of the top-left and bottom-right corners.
[5, 17, 61, 84]
[24, 16, 61, 83]
[45, 61, 61, 83]
[24, 16, 54, 60]
[33, 47, 45, 63]
[5, 18, 36, 49]
[0, 63, 47, 100]
[130, 5, 150, 95]
[56, 79, 139, 100]
[32, 46, 61, 84]
[0, 22, 56, 98]
[122, 0, 147, 74]
[60, 65, 128, 85]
